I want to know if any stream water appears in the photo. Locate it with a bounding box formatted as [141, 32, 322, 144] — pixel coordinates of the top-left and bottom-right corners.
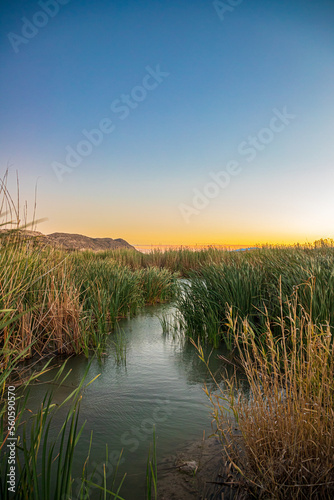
[24, 303, 236, 499]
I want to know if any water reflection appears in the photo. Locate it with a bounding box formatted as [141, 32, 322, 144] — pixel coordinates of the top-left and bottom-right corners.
[22, 303, 246, 500]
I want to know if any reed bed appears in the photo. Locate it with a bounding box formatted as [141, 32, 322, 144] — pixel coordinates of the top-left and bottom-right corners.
[88, 246, 234, 274]
[206, 291, 334, 499]
[175, 246, 334, 346]
[0, 236, 178, 364]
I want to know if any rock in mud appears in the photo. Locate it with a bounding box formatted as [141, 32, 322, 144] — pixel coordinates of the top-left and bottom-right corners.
[177, 460, 198, 475]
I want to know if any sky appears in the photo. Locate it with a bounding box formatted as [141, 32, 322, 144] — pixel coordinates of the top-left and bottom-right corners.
[0, 0, 334, 246]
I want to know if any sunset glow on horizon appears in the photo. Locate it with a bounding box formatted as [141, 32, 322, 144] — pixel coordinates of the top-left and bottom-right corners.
[1, 0, 334, 247]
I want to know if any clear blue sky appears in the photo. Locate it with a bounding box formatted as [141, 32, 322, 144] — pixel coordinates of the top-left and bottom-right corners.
[1, 0, 334, 244]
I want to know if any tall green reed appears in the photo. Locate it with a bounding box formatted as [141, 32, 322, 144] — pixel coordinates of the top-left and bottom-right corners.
[146, 426, 157, 500]
[175, 246, 334, 347]
[1, 361, 126, 499]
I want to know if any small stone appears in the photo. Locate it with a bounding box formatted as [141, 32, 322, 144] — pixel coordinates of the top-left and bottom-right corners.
[178, 460, 198, 474]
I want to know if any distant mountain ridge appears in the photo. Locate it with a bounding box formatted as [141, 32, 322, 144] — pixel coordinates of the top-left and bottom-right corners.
[47, 232, 135, 251]
[0, 230, 135, 252]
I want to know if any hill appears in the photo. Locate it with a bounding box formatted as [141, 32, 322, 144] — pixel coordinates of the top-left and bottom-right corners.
[46, 232, 135, 251]
[0, 230, 135, 252]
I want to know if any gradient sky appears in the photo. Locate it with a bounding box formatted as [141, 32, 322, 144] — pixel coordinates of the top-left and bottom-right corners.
[1, 0, 334, 245]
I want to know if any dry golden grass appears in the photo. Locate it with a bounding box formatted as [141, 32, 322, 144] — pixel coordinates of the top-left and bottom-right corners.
[203, 288, 334, 499]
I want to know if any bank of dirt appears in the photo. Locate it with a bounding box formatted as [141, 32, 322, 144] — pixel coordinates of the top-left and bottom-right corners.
[158, 433, 251, 500]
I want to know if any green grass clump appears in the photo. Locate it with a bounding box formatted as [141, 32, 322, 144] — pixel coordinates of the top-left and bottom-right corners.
[0, 238, 178, 363]
[175, 246, 334, 346]
[137, 267, 177, 305]
[88, 246, 231, 275]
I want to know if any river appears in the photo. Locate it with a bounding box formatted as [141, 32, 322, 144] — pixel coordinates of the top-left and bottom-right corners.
[24, 303, 235, 499]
